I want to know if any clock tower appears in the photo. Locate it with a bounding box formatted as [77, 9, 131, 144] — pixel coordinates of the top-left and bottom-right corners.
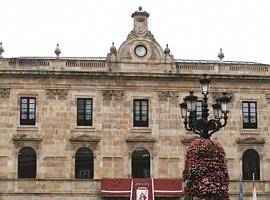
[110, 7, 173, 66]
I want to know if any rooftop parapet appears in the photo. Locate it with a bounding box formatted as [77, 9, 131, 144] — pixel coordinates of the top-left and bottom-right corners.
[0, 57, 269, 77]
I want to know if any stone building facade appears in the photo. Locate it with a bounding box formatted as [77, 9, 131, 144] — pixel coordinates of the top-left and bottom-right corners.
[0, 7, 270, 200]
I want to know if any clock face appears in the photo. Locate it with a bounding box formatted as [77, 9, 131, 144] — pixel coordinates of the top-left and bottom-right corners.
[135, 45, 147, 57]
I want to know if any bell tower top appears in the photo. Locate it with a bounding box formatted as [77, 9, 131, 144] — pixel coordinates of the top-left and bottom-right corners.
[131, 7, 150, 36]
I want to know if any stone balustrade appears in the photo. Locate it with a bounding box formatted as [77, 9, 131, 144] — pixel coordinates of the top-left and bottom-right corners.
[0, 58, 269, 76]
[176, 61, 269, 76]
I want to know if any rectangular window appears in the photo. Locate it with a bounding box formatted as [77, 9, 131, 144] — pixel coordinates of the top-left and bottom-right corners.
[242, 101, 257, 129]
[77, 98, 92, 126]
[133, 99, 148, 127]
[196, 100, 203, 120]
[20, 97, 36, 125]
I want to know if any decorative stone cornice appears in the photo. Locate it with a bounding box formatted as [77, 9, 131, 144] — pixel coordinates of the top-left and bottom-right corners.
[126, 135, 156, 156]
[125, 135, 156, 143]
[12, 134, 42, 150]
[158, 91, 179, 102]
[46, 89, 68, 100]
[131, 7, 150, 18]
[13, 134, 42, 142]
[69, 134, 101, 151]
[0, 88, 10, 98]
[236, 137, 265, 145]
[102, 90, 124, 100]
[69, 134, 101, 143]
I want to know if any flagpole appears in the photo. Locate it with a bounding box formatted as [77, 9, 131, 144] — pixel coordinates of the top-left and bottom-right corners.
[239, 172, 243, 200]
[151, 178, 155, 200]
[239, 161, 243, 200]
[130, 179, 133, 200]
[252, 172, 257, 200]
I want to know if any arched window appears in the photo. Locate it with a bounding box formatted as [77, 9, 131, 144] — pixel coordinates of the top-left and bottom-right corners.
[242, 149, 260, 180]
[75, 147, 94, 179]
[132, 147, 150, 178]
[18, 147, 37, 178]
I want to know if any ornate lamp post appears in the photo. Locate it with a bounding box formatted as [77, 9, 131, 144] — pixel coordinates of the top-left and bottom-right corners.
[180, 74, 231, 139]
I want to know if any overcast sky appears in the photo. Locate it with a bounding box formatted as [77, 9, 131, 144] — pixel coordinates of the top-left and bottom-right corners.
[1, 0, 270, 64]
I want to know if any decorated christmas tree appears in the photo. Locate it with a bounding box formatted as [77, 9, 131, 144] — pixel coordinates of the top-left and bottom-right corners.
[183, 138, 229, 200]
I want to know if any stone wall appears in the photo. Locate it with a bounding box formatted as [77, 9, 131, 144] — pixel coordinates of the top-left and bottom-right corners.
[0, 62, 269, 199]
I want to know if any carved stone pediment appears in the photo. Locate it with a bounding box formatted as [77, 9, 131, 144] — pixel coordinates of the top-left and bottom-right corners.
[125, 135, 156, 143]
[126, 135, 156, 156]
[181, 136, 200, 144]
[13, 134, 42, 150]
[69, 134, 101, 151]
[236, 137, 265, 145]
[13, 134, 42, 142]
[69, 134, 101, 143]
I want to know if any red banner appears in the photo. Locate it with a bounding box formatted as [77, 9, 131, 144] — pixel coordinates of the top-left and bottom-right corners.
[154, 179, 183, 196]
[101, 178, 131, 196]
[131, 178, 154, 200]
[101, 178, 183, 198]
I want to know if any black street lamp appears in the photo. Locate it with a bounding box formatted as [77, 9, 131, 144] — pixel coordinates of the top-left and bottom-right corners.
[180, 74, 231, 139]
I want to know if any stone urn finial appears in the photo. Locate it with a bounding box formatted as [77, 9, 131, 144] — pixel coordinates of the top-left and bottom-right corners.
[0, 42, 4, 58]
[218, 48, 224, 62]
[138, 6, 142, 11]
[54, 43, 61, 58]
[164, 44, 171, 55]
[110, 42, 117, 55]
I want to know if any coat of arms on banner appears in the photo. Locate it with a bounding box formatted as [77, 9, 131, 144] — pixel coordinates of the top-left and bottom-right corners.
[136, 186, 148, 200]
